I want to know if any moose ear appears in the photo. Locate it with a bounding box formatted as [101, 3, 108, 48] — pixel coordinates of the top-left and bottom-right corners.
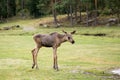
[62, 30, 67, 34]
[71, 30, 76, 34]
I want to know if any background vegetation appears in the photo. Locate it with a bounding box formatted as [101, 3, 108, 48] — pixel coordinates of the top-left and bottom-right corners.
[0, 0, 120, 80]
[0, 0, 120, 26]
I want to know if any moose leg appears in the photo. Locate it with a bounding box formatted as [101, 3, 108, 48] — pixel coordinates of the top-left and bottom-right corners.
[31, 48, 35, 69]
[53, 47, 59, 71]
[31, 47, 40, 69]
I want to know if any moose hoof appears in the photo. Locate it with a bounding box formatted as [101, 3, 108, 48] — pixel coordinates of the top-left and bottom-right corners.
[53, 66, 59, 71]
[54, 68, 59, 71]
[32, 64, 35, 69]
[56, 68, 59, 71]
[32, 66, 34, 69]
[36, 67, 39, 70]
[53, 66, 55, 69]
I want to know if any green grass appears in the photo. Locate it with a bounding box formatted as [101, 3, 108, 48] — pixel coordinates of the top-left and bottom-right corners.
[0, 19, 120, 80]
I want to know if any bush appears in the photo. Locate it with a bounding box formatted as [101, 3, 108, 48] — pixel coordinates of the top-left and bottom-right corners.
[100, 9, 111, 16]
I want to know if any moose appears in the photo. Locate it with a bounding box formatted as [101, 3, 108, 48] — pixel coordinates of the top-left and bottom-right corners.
[31, 30, 76, 71]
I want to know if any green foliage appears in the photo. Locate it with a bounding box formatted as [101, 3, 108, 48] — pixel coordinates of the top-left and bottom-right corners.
[0, 0, 7, 18]
[100, 9, 111, 16]
[106, 0, 120, 16]
[0, 0, 120, 22]
[54, 0, 69, 14]
[37, 0, 51, 16]
[27, 0, 40, 17]
[0, 0, 16, 18]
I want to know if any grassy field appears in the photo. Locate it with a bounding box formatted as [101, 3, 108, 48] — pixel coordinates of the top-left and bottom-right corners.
[0, 19, 120, 80]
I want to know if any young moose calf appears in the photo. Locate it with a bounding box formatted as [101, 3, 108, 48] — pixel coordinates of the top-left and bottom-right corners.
[31, 30, 76, 71]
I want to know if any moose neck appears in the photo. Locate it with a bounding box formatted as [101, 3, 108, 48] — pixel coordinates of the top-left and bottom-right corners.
[58, 34, 67, 44]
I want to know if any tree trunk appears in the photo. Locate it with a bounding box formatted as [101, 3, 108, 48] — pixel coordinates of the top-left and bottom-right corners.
[53, 9, 57, 24]
[21, 0, 25, 18]
[7, 0, 9, 18]
[86, 8, 89, 26]
[117, 13, 120, 24]
[94, 0, 97, 26]
[67, 4, 70, 20]
[79, 1, 82, 22]
[52, 0, 58, 27]
[67, 11, 70, 20]
[70, 0, 73, 26]
[74, 0, 78, 22]
[6, 0, 10, 22]
[79, 9, 81, 22]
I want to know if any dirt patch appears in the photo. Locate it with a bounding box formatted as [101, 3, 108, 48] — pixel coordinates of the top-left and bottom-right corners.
[23, 26, 36, 31]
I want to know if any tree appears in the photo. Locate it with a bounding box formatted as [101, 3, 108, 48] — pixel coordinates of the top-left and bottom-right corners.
[37, 0, 50, 16]
[28, 0, 39, 17]
[0, 0, 7, 18]
[52, 0, 58, 26]
[7, 0, 16, 18]
[69, 0, 73, 26]
[107, 0, 120, 23]
[0, 0, 16, 22]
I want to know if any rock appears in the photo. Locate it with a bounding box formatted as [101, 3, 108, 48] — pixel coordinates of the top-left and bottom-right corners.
[16, 25, 20, 28]
[39, 23, 50, 28]
[10, 25, 21, 30]
[108, 18, 118, 26]
[3, 27, 11, 30]
[43, 24, 48, 27]
[39, 23, 43, 26]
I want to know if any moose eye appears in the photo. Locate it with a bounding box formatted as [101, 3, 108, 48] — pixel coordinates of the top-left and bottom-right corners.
[68, 37, 71, 39]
